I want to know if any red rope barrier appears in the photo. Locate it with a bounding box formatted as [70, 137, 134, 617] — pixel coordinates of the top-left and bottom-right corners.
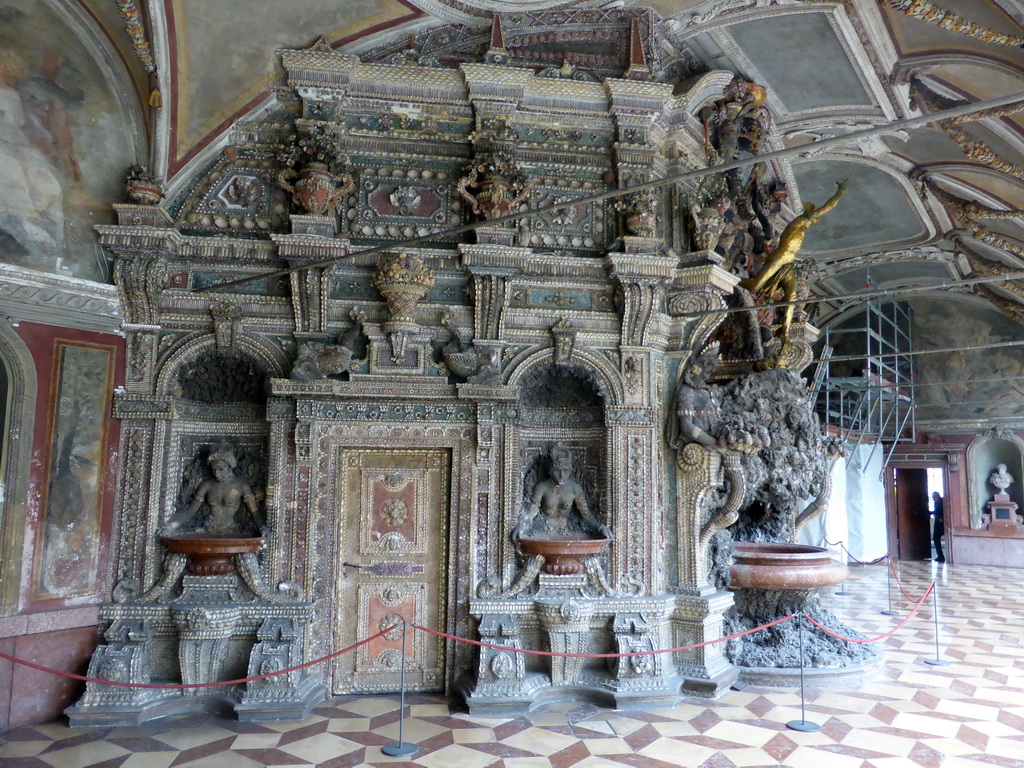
[0, 628, 391, 690]
[823, 538, 888, 566]
[888, 557, 927, 603]
[806, 581, 935, 644]
[411, 614, 796, 658]
[0, 575, 939, 691]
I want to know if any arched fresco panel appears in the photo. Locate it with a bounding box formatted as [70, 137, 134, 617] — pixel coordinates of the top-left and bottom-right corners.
[0, 0, 137, 281]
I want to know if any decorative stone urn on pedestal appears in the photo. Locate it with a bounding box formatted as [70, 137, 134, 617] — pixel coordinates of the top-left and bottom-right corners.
[371, 252, 435, 362]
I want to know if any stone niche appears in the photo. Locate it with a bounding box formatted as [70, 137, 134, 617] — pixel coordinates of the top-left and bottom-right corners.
[956, 432, 1024, 568]
[72, 7, 852, 720]
[967, 433, 1024, 529]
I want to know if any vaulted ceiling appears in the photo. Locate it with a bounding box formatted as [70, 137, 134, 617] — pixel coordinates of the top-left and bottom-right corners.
[8, 0, 1024, 429]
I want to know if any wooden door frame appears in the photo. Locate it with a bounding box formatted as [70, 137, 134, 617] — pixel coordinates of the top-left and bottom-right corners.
[884, 446, 960, 564]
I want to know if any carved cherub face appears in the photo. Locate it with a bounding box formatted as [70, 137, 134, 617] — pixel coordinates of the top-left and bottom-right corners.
[997, 463, 1007, 473]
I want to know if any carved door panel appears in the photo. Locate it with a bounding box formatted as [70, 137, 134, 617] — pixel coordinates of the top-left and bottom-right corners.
[333, 448, 450, 694]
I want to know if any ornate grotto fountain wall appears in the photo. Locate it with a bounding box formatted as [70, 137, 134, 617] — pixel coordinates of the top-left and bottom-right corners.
[69, 9, 844, 721]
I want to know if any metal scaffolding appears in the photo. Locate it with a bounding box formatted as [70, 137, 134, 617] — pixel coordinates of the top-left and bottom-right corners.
[818, 288, 915, 472]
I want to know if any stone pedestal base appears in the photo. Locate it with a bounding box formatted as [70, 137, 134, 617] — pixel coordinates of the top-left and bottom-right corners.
[985, 493, 1023, 532]
[672, 590, 738, 698]
[464, 588, 698, 713]
[67, 559, 323, 726]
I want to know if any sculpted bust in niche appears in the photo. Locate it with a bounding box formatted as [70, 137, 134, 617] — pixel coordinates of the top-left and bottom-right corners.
[989, 463, 1014, 495]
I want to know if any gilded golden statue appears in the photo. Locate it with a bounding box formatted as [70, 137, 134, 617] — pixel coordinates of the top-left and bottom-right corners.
[739, 180, 846, 339]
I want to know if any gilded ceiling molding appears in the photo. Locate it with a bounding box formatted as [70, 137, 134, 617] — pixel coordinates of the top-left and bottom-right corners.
[966, 223, 1024, 258]
[952, 242, 1024, 328]
[115, 0, 156, 74]
[880, 0, 1024, 47]
[925, 180, 1024, 221]
[910, 80, 1024, 183]
[977, 284, 1024, 322]
[959, 241, 1024, 285]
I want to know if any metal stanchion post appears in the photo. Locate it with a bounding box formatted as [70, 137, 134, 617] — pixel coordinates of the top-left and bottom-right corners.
[382, 619, 419, 757]
[835, 544, 848, 596]
[923, 586, 952, 667]
[787, 612, 821, 733]
[881, 555, 899, 616]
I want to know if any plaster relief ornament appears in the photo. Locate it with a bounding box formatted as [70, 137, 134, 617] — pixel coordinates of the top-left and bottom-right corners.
[989, 463, 1014, 495]
[457, 153, 536, 221]
[615, 189, 657, 237]
[740, 180, 846, 343]
[371, 252, 435, 361]
[667, 342, 724, 452]
[290, 310, 366, 380]
[689, 194, 728, 253]
[125, 164, 163, 205]
[167, 443, 266, 535]
[276, 125, 354, 216]
[439, 310, 502, 384]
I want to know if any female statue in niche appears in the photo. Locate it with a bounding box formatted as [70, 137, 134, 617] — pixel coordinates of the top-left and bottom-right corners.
[168, 443, 265, 535]
[512, 446, 612, 542]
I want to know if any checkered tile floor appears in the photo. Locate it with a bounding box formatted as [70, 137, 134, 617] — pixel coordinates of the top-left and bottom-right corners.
[3, 561, 1023, 767]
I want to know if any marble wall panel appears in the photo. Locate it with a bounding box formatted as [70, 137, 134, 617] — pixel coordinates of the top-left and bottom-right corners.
[8, 626, 97, 728]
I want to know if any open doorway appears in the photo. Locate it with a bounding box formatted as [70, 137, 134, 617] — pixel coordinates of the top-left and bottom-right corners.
[890, 467, 946, 561]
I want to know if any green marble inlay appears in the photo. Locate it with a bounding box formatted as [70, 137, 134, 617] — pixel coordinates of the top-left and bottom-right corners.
[527, 288, 593, 310]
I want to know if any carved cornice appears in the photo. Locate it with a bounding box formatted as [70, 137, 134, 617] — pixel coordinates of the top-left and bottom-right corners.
[0, 264, 122, 333]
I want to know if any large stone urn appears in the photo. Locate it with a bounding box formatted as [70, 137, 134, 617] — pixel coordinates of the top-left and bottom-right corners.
[725, 540, 878, 686]
[728, 542, 847, 590]
[161, 533, 263, 575]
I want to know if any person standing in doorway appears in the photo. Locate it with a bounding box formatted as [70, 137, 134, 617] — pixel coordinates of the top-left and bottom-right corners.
[932, 490, 945, 563]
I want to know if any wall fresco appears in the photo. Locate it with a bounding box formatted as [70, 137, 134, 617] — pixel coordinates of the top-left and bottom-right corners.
[33, 341, 115, 600]
[0, 1, 133, 281]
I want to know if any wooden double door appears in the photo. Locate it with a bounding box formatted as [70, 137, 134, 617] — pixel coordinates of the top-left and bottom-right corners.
[332, 448, 450, 694]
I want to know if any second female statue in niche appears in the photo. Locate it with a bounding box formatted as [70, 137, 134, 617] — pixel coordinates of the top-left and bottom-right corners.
[168, 442, 265, 535]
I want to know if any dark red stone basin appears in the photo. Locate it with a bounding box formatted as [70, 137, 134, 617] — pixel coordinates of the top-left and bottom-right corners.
[518, 536, 608, 575]
[161, 533, 263, 576]
[729, 541, 848, 590]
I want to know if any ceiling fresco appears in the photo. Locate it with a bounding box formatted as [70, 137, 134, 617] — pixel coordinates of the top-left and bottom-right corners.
[4, 0, 1024, 427]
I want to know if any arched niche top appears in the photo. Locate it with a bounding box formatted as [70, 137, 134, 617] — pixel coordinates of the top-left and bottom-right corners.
[155, 333, 288, 401]
[965, 432, 1024, 529]
[519, 364, 604, 409]
[505, 345, 624, 408]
